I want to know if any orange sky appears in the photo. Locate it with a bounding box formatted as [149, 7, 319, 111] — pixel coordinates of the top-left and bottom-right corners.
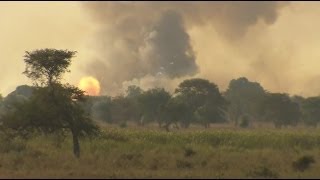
[1, 2, 320, 97]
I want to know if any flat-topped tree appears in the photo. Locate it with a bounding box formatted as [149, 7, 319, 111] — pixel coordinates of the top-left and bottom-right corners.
[2, 49, 99, 158]
[23, 49, 75, 87]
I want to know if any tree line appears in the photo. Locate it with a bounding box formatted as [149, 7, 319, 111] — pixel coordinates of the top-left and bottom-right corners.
[86, 77, 320, 130]
[1, 48, 320, 158]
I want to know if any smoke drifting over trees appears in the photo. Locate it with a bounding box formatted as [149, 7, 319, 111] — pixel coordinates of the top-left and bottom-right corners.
[4, 2, 320, 98]
[82, 1, 288, 95]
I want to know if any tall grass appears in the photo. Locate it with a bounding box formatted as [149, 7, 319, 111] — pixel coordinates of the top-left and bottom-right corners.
[0, 127, 320, 178]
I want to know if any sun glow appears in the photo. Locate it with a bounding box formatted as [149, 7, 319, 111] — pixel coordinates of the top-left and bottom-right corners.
[78, 76, 101, 96]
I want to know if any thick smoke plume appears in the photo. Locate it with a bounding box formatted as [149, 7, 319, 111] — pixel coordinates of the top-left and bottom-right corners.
[82, 1, 288, 95]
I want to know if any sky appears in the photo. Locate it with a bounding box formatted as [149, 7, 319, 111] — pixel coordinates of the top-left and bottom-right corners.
[1, 1, 320, 97]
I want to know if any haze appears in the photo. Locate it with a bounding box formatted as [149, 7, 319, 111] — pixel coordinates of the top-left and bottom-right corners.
[1, 1, 320, 97]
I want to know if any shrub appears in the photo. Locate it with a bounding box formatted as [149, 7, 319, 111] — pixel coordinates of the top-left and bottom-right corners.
[292, 155, 315, 172]
[184, 147, 196, 157]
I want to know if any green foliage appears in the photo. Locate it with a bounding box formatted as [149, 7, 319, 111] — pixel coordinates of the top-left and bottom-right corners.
[292, 155, 315, 172]
[225, 77, 267, 126]
[23, 49, 76, 86]
[139, 88, 171, 126]
[1, 49, 98, 158]
[159, 96, 192, 130]
[126, 85, 143, 99]
[110, 95, 138, 124]
[174, 78, 227, 128]
[2, 84, 98, 137]
[91, 96, 113, 123]
[301, 97, 320, 127]
[261, 93, 301, 128]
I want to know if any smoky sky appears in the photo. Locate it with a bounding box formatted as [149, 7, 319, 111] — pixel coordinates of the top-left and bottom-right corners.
[82, 1, 288, 95]
[5, 2, 320, 98]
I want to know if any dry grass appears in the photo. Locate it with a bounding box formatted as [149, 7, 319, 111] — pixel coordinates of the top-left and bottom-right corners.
[0, 126, 320, 178]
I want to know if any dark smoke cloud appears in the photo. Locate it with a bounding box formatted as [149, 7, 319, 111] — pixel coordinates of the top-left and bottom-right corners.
[82, 1, 288, 95]
[139, 10, 198, 78]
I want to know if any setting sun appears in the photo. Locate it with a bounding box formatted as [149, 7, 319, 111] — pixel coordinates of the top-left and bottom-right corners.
[78, 76, 101, 96]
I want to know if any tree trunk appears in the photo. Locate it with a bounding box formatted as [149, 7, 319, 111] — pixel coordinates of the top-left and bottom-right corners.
[72, 130, 80, 158]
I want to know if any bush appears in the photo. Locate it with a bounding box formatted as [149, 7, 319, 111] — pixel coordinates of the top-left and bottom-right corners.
[184, 147, 196, 157]
[292, 155, 315, 172]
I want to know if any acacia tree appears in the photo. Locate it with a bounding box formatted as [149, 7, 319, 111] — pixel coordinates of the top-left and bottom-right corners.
[23, 49, 74, 87]
[1, 49, 99, 158]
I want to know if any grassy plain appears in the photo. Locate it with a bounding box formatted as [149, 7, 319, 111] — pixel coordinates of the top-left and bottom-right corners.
[1, 124, 320, 178]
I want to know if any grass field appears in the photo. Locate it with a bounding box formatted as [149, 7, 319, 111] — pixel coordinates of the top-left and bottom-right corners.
[1, 124, 320, 178]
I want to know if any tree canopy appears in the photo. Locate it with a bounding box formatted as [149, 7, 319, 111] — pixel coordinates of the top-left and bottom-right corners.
[225, 77, 267, 126]
[174, 78, 228, 128]
[23, 49, 76, 86]
[261, 93, 301, 128]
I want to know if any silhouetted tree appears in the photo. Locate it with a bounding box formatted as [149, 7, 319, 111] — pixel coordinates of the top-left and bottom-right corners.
[1, 49, 99, 158]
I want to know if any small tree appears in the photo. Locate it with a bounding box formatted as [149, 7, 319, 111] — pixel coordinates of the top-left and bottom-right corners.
[1, 49, 99, 158]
